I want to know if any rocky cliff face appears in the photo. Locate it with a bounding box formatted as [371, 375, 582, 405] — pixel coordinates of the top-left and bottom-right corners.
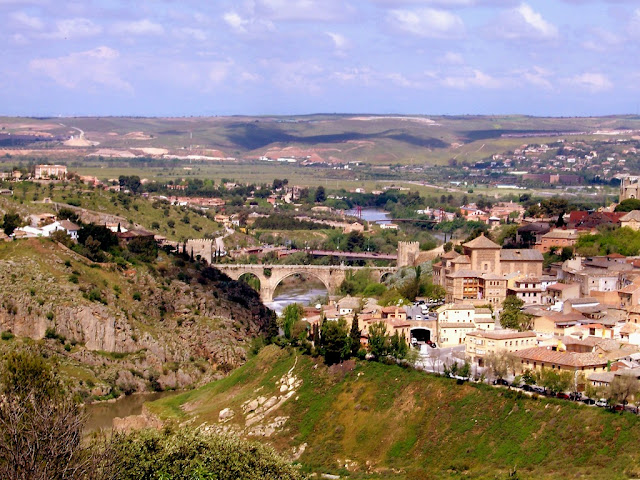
[0, 239, 275, 397]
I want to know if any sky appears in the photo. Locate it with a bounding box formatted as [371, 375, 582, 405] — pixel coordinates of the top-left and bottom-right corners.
[1, 0, 639, 117]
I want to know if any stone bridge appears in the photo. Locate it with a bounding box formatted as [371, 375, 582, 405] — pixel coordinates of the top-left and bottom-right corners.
[218, 264, 397, 303]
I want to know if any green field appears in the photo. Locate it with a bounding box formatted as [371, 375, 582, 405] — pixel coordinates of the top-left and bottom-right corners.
[149, 345, 640, 479]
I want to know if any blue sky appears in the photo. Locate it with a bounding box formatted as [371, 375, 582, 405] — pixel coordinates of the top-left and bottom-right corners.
[1, 0, 639, 116]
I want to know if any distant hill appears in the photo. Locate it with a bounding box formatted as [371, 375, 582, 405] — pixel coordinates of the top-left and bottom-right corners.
[2, 114, 640, 166]
[150, 345, 640, 480]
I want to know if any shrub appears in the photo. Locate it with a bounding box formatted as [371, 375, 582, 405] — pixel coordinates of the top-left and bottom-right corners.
[1, 331, 14, 341]
[68, 274, 79, 284]
[132, 292, 142, 301]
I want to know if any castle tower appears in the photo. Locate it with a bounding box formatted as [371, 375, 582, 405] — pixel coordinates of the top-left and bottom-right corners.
[620, 175, 640, 202]
[397, 241, 420, 268]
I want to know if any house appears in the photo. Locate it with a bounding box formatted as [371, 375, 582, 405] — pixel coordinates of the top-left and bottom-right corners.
[507, 277, 545, 305]
[514, 345, 632, 374]
[545, 283, 581, 304]
[465, 329, 537, 366]
[436, 303, 496, 347]
[516, 222, 551, 247]
[534, 229, 578, 253]
[620, 210, 640, 231]
[34, 164, 67, 180]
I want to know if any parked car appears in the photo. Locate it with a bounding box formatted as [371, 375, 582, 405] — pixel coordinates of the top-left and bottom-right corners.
[569, 392, 582, 401]
[493, 378, 510, 386]
[613, 404, 625, 412]
[625, 405, 639, 414]
[582, 397, 596, 405]
[426, 340, 437, 348]
[595, 398, 608, 408]
[521, 384, 533, 392]
[531, 386, 545, 394]
[556, 392, 570, 400]
[414, 314, 423, 321]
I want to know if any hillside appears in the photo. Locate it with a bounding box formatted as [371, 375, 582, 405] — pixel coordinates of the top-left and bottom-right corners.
[0, 239, 274, 399]
[3, 114, 640, 166]
[150, 345, 640, 480]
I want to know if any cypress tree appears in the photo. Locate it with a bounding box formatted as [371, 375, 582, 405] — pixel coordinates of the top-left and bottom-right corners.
[349, 312, 360, 357]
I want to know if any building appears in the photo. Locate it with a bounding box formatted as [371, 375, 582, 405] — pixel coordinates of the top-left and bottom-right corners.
[534, 229, 578, 254]
[436, 303, 495, 347]
[620, 175, 640, 201]
[34, 164, 67, 180]
[433, 234, 543, 306]
[465, 329, 537, 366]
[620, 210, 640, 231]
[507, 277, 545, 305]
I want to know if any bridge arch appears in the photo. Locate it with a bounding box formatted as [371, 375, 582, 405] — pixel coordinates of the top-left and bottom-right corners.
[268, 269, 331, 300]
[380, 272, 394, 283]
[238, 272, 261, 292]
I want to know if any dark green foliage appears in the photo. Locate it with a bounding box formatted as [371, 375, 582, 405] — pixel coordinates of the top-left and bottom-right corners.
[253, 215, 328, 231]
[315, 185, 326, 203]
[499, 296, 532, 332]
[615, 198, 640, 212]
[127, 236, 158, 262]
[576, 226, 640, 256]
[56, 207, 80, 224]
[280, 303, 304, 340]
[109, 426, 305, 480]
[78, 224, 118, 252]
[349, 313, 361, 357]
[1, 331, 14, 341]
[320, 318, 350, 365]
[2, 211, 21, 236]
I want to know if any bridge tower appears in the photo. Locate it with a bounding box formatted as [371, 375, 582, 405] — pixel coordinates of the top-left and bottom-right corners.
[397, 241, 420, 268]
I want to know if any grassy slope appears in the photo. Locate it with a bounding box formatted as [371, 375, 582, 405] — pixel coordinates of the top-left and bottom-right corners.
[150, 346, 640, 480]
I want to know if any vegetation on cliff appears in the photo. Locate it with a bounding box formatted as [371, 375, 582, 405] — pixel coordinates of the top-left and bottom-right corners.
[0, 238, 275, 400]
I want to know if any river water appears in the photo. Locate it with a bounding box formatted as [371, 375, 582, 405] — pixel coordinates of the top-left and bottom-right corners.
[84, 391, 178, 433]
[345, 208, 391, 224]
[265, 283, 327, 316]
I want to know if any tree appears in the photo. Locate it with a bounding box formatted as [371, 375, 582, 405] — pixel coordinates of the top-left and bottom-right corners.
[485, 352, 509, 383]
[279, 303, 304, 340]
[349, 313, 361, 357]
[500, 296, 533, 332]
[315, 186, 326, 203]
[0, 348, 105, 480]
[368, 321, 389, 359]
[321, 318, 350, 365]
[608, 375, 640, 409]
[615, 198, 640, 212]
[56, 208, 80, 224]
[2, 211, 21, 236]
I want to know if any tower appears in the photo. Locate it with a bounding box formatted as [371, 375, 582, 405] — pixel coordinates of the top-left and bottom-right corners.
[397, 241, 420, 268]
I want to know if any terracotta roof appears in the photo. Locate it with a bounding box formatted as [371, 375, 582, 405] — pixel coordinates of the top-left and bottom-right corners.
[621, 210, 640, 222]
[438, 322, 478, 329]
[58, 220, 79, 230]
[468, 329, 536, 340]
[514, 347, 615, 368]
[462, 234, 500, 249]
[451, 255, 471, 264]
[441, 251, 460, 259]
[500, 249, 543, 261]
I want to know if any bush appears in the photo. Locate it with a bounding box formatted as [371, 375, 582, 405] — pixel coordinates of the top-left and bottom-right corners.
[1, 331, 14, 341]
[132, 292, 142, 301]
[108, 426, 306, 480]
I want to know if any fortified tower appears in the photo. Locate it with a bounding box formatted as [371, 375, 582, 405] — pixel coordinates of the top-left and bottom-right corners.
[620, 175, 640, 201]
[397, 241, 420, 268]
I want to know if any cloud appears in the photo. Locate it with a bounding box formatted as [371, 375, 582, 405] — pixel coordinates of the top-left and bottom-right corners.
[490, 3, 558, 40]
[437, 51, 465, 64]
[519, 66, 553, 89]
[223, 11, 274, 34]
[47, 18, 102, 39]
[581, 27, 622, 52]
[29, 46, 132, 93]
[387, 8, 465, 38]
[208, 61, 233, 85]
[563, 72, 613, 92]
[173, 27, 207, 41]
[441, 69, 501, 88]
[253, 0, 354, 22]
[112, 19, 164, 36]
[10, 11, 44, 30]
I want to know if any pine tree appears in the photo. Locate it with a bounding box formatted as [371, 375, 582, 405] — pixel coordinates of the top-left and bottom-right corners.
[349, 313, 360, 357]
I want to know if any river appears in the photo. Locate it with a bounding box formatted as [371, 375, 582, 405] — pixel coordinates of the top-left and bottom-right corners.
[265, 281, 327, 316]
[345, 208, 391, 224]
[84, 391, 178, 433]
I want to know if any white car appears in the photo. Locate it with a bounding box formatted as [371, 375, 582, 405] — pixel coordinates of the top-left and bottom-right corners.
[595, 398, 608, 408]
[414, 314, 423, 320]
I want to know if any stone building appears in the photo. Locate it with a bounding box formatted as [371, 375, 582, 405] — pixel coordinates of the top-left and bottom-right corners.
[620, 175, 640, 201]
[432, 234, 543, 306]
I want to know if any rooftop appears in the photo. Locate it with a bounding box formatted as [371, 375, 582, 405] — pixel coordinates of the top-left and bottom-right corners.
[462, 234, 500, 250]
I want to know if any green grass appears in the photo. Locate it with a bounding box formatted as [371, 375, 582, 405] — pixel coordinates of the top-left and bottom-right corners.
[147, 345, 640, 479]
